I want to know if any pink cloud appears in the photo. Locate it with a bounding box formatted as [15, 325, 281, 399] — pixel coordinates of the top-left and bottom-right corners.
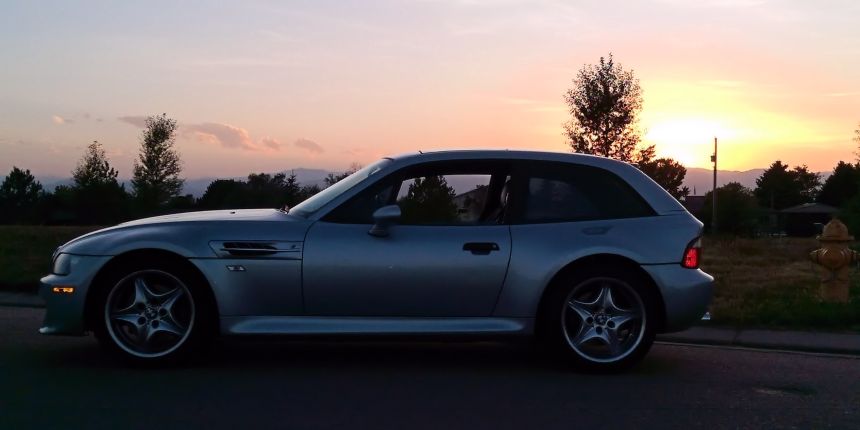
[294, 138, 324, 154]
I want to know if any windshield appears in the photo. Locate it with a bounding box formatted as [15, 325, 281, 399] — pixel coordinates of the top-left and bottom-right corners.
[289, 158, 393, 218]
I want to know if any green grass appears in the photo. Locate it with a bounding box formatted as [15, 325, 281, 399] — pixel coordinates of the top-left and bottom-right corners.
[0, 225, 102, 291]
[703, 236, 860, 332]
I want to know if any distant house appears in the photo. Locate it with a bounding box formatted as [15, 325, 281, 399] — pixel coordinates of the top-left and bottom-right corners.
[779, 203, 838, 236]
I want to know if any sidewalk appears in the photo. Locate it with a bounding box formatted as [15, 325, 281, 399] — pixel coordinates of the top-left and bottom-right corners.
[2, 291, 858, 355]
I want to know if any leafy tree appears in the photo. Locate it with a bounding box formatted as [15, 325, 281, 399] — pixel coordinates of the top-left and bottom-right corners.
[324, 163, 362, 187]
[636, 153, 689, 200]
[198, 179, 248, 209]
[131, 114, 183, 213]
[818, 161, 860, 208]
[397, 175, 458, 224]
[0, 167, 44, 224]
[298, 184, 322, 202]
[564, 53, 645, 162]
[699, 182, 760, 236]
[754, 161, 821, 210]
[72, 141, 128, 224]
[41, 184, 77, 224]
[73, 141, 119, 188]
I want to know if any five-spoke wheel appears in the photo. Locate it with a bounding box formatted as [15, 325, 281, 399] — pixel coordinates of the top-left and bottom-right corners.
[93, 258, 212, 365]
[542, 267, 656, 371]
[105, 270, 195, 358]
[563, 278, 646, 363]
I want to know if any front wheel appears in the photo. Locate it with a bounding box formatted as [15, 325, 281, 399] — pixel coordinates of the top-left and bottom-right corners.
[93, 260, 212, 365]
[541, 267, 657, 372]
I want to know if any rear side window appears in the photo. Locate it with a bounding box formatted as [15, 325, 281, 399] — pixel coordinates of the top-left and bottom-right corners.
[521, 163, 654, 223]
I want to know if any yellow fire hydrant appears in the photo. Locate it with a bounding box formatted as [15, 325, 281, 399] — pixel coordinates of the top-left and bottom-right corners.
[809, 218, 858, 303]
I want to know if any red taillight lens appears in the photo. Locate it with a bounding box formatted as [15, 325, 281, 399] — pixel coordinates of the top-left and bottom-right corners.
[682, 238, 701, 269]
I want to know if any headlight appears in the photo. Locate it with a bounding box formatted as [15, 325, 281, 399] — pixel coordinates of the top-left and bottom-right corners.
[52, 253, 72, 276]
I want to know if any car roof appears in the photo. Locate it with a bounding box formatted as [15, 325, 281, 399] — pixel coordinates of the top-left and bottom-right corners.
[388, 149, 632, 168]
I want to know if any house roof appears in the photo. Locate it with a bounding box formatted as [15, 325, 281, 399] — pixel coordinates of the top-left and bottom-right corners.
[779, 203, 839, 214]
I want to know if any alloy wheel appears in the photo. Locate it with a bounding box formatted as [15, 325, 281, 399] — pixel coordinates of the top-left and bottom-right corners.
[104, 270, 196, 358]
[561, 277, 646, 363]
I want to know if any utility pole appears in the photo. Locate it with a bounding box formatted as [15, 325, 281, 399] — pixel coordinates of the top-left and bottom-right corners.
[710, 137, 718, 233]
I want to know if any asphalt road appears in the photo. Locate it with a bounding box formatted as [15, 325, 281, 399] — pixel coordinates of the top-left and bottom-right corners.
[2, 306, 858, 430]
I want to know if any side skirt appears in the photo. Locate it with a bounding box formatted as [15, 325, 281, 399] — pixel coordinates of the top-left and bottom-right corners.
[221, 316, 534, 337]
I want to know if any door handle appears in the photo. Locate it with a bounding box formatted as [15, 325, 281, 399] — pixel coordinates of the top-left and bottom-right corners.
[463, 242, 500, 255]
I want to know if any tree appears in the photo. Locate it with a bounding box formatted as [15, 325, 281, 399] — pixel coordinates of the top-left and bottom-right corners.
[699, 182, 760, 236]
[818, 161, 860, 208]
[198, 179, 248, 209]
[636, 154, 689, 200]
[131, 113, 183, 213]
[853, 122, 860, 162]
[397, 175, 458, 224]
[72, 141, 128, 224]
[564, 53, 644, 162]
[324, 163, 362, 187]
[73, 141, 119, 189]
[754, 161, 821, 210]
[0, 167, 44, 224]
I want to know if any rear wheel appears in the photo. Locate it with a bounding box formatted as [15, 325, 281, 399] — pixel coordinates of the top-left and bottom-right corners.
[542, 267, 657, 372]
[93, 259, 213, 365]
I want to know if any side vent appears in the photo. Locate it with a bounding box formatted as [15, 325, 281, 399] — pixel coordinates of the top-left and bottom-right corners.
[210, 241, 303, 259]
[222, 242, 278, 256]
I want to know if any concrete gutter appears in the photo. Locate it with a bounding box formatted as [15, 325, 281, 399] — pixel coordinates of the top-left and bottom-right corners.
[2, 291, 858, 355]
[657, 326, 860, 356]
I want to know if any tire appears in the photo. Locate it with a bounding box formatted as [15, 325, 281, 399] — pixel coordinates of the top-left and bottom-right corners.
[540, 265, 658, 372]
[92, 257, 214, 366]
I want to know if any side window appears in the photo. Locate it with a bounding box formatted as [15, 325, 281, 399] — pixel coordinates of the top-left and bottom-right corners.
[397, 174, 492, 225]
[323, 163, 508, 225]
[523, 164, 654, 223]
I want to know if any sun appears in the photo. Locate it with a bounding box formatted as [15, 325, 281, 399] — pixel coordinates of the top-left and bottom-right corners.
[644, 118, 736, 167]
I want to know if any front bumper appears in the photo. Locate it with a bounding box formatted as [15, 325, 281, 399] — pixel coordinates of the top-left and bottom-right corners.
[39, 255, 111, 336]
[642, 265, 714, 333]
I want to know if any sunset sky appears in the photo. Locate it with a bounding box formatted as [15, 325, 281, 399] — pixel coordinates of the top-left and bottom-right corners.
[1, 0, 858, 179]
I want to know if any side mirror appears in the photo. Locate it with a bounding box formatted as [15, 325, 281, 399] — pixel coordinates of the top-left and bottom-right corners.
[368, 205, 401, 237]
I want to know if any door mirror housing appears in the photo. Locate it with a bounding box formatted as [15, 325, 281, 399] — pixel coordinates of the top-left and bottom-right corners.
[368, 205, 401, 237]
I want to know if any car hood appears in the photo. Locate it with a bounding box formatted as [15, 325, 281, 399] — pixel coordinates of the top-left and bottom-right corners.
[58, 209, 311, 257]
[119, 209, 289, 226]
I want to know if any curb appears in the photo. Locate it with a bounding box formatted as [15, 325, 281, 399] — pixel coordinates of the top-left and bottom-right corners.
[657, 326, 860, 356]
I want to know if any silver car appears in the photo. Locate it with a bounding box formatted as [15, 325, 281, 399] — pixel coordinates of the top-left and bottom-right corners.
[40, 150, 712, 371]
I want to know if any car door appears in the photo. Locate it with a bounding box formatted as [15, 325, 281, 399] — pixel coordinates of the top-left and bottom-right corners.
[302, 160, 512, 317]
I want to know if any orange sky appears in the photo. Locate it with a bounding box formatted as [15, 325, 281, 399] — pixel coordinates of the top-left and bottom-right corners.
[1, 1, 858, 178]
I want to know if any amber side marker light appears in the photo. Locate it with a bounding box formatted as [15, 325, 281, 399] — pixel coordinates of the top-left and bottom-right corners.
[51, 286, 75, 294]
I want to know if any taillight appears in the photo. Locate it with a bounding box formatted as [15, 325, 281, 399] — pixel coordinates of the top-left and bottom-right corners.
[682, 238, 701, 269]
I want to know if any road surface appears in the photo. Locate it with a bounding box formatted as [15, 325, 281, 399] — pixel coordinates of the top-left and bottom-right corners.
[1, 306, 858, 429]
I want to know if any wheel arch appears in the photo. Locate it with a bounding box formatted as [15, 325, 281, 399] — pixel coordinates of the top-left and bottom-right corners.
[534, 254, 666, 336]
[83, 248, 219, 332]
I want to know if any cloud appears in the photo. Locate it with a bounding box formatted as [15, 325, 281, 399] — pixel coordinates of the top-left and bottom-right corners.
[183, 122, 256, 150]
[118, 114, 287, 152]
[294, 138, 324, 154]
[118, 116, 148, 128]
[52, 115, 73, 125]
[260, 136, 281, 150]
